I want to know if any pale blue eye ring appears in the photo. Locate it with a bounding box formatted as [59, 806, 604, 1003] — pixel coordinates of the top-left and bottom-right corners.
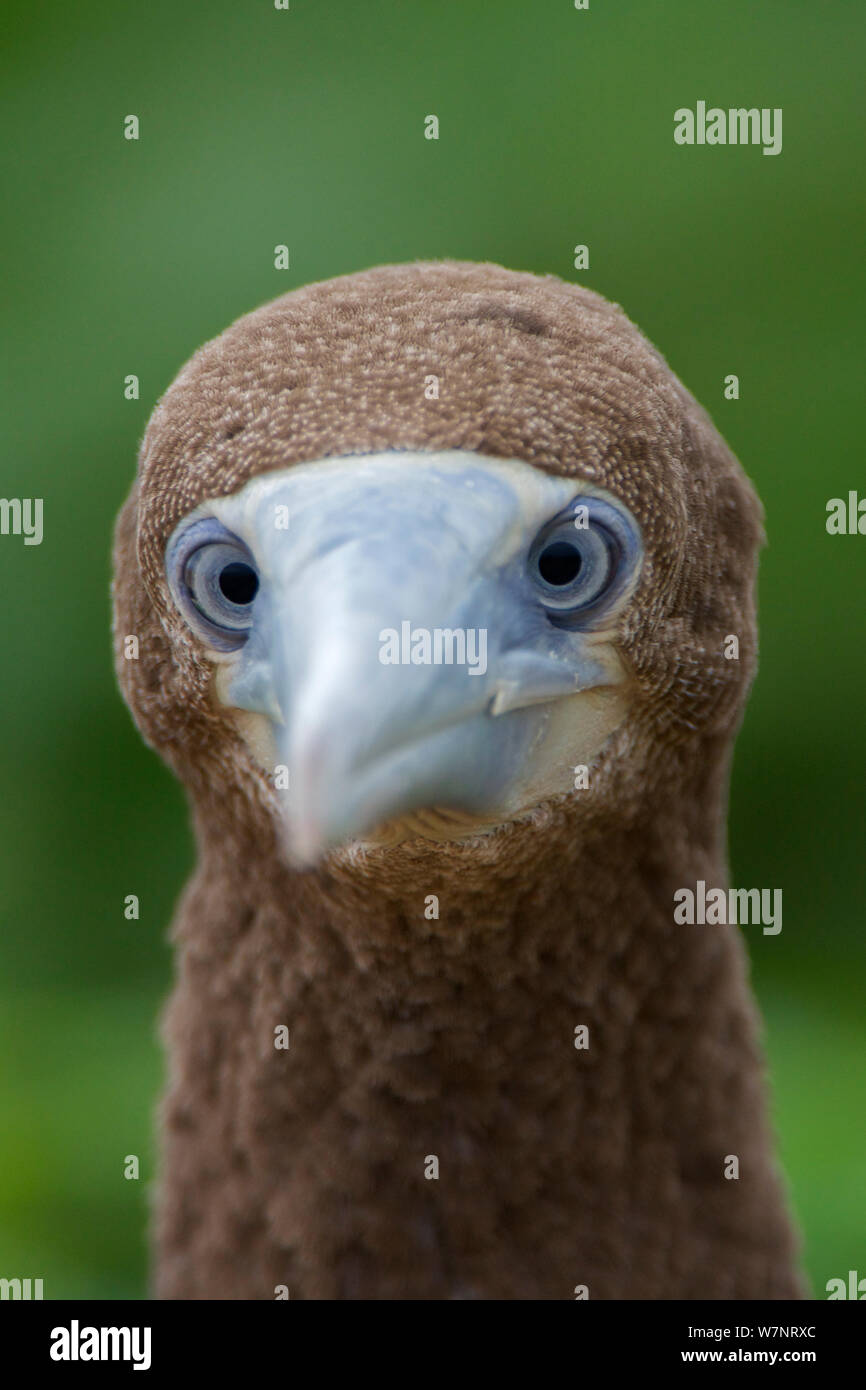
[527, 497, 640, 625]
[166, 518, 259, 650]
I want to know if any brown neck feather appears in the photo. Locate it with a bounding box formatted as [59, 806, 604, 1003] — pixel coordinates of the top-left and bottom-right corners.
[153, 751, 803, 1299]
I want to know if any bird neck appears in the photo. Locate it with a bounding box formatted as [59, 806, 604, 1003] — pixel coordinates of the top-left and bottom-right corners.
[154, 772, 800, 1301]
[155, 776, 801, 1298]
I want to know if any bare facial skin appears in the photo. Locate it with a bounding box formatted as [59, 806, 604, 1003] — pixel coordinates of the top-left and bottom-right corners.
[169, 452, 641, 860]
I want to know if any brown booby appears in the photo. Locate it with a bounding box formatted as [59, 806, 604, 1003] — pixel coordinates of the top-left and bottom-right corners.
[113, 260, 803, 1299]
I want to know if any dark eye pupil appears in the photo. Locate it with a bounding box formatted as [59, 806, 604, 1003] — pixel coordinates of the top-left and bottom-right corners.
[218, 561, 258, 605]
[537, 541, 582, 586]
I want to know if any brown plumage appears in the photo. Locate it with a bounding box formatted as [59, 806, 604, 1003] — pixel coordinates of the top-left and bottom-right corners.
[113, 260, 804, 1299]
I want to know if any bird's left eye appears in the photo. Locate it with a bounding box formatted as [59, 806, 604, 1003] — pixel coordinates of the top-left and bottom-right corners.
[166, 518, 259, 650]
[527, 497, 640, 625]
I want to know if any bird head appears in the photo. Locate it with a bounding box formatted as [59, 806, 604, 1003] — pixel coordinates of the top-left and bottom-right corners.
[113, 262, 763, 870]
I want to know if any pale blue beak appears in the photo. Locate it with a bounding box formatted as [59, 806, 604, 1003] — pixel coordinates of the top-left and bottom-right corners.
[195, 453, 640, 861]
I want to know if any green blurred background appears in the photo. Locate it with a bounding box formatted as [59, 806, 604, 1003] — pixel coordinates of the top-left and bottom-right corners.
[1, 0, 863, 1298]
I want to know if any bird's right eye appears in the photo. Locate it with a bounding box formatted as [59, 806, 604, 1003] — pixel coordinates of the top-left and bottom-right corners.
[166, 518, 260, 651]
